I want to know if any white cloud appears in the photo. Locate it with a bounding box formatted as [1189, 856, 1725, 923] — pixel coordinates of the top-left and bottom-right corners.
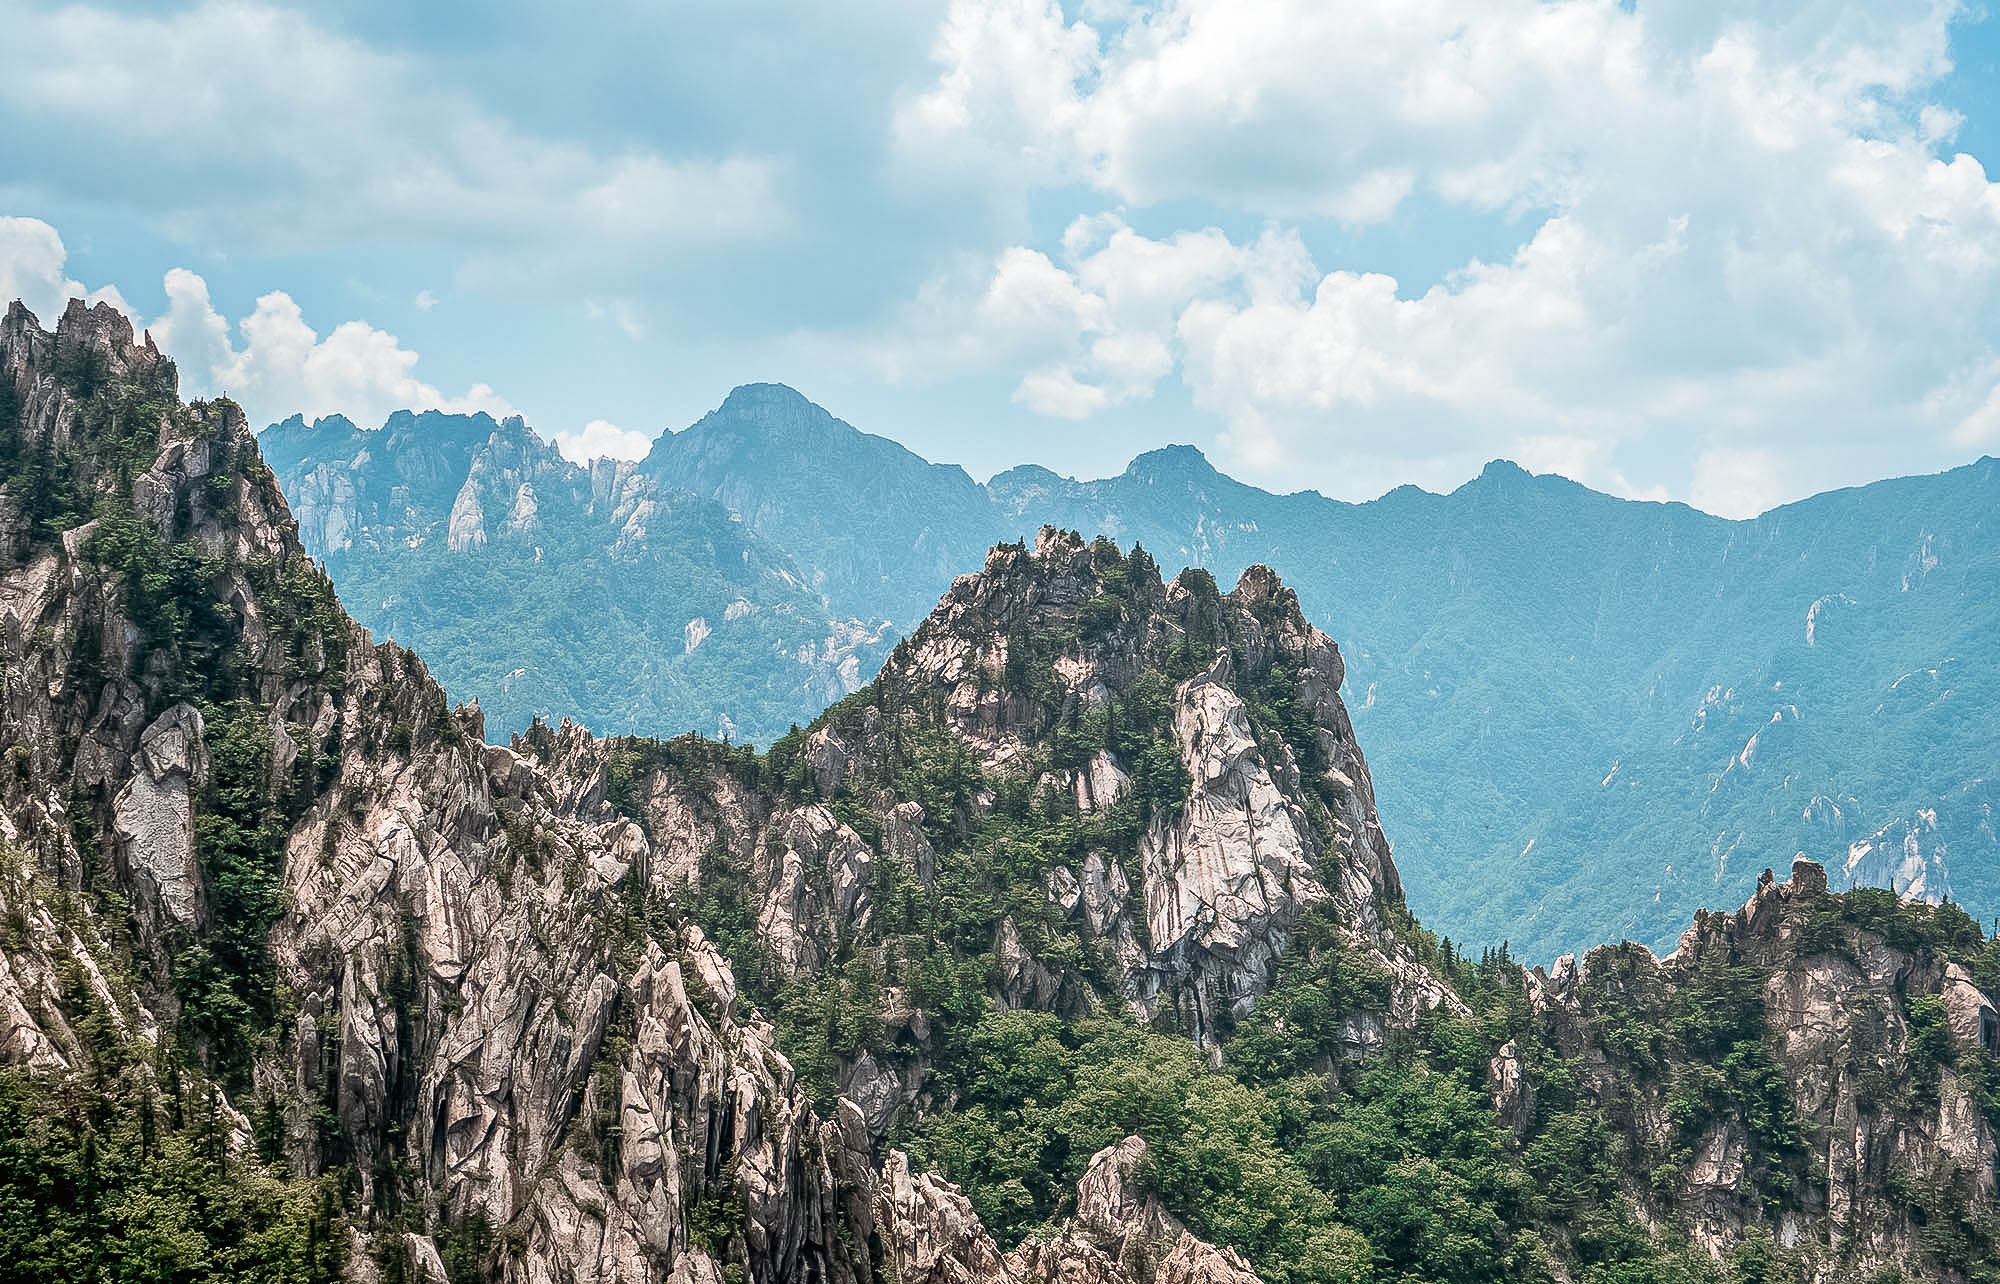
[872, 216, 1309, 413]
[146, 262, 510, 430]
[899, 0, 1966, 220]
[1690, 447, 1789, 518]
[1015, 366, 1109, 418]
[413, 290, 437, 311]
[0, 216, 129, 323]
[895, 0, 1099, 192]
[552, 419, 655, 464]
[0, 1, 787, 284]
[882, 0, 2000, 508]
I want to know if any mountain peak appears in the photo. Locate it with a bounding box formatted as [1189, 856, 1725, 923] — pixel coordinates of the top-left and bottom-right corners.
[709, 382, 836, 432]
[718, 381, 818, 412]
[4, 296, 178, 395]
[1477, 458, 1532, 484]
[666, 382, 858, 458]
[1123, 443, 1218, 483]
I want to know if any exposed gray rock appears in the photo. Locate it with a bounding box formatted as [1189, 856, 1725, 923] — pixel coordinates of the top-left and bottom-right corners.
[1008, 1138, 1263, 1284]
[1943, 962, 2000, 1051]
[1488, 1038, 1533, 1137]
[112, 702, 209, 927]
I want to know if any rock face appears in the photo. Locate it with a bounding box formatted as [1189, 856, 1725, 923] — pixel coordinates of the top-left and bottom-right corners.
[1006, 1139, 1260, 1284]
[882, 529, 1425, 1036]
[112, 702, 210, 926]
[1529, 859, 2000, 1276]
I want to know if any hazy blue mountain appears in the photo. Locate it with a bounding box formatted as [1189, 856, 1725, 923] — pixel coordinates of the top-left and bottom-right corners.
[639, 383, 999, 625]
[265, 386, 1999, 962]
[259, 409, 892, 745]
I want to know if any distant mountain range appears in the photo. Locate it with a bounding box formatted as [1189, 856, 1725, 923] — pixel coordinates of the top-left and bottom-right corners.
[258, 406, 896, 747]
[261, 384, 2000, 961]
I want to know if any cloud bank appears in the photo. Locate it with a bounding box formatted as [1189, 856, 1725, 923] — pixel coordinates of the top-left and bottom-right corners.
[6, 1, 2000, 515]
[884, 0, 2000, 514]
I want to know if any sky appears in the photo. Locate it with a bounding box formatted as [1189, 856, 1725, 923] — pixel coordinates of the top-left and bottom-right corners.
[4, 0, 2000, 517]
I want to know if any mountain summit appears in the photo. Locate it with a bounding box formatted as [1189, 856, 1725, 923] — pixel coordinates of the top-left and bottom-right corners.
[639, 382, 997, 624]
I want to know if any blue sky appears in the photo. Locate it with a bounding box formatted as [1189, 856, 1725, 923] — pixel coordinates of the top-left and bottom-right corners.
[4, 0, 2000, 515]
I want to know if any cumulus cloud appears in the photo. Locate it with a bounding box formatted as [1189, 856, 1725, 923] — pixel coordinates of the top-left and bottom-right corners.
[1, 216, 512, 431]
[147, 269, 511, 430]
[0, 216, 129, 323]
[0, 214, 655, 447]
[885, 0, 2000, 512]
[551, 419, 656, 464]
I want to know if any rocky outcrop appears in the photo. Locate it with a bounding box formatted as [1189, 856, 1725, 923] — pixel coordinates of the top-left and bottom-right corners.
[1131, 655, 1332, 1035]
[812, 527, 1441, 1043]
[858, 1136, 1267, 1284]
[112, 702, 210, 927]
[1007, 1139, 1260, 1284]
[1527, 858, 2000, 1278]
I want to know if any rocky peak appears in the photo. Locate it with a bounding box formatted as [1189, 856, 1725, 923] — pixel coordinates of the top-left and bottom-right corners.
[647, 383, 852, 470]
[698, 524, 1428, 1048]
[1122, 443, 1222, 488]
[4, 298, 176, 391]
[1006, 1137, 1262, 1283]
[716, 380, 821, 421]
[1521, 856, 2000, 1269]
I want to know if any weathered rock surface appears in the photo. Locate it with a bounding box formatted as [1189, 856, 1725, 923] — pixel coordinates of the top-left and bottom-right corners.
[1007, 1139, 1260, 1284]
[113, 701, 210, 926]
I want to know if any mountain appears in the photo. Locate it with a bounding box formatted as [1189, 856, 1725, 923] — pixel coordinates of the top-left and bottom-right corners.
[258, 407, 893, 744]
[269, 383, 2000, 963]
[638, 383, 1000, 627]
[5, 298, 2000, 1283]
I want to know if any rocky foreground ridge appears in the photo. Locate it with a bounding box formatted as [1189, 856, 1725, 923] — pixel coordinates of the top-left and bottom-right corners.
[1, 299, 1998, 1283]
